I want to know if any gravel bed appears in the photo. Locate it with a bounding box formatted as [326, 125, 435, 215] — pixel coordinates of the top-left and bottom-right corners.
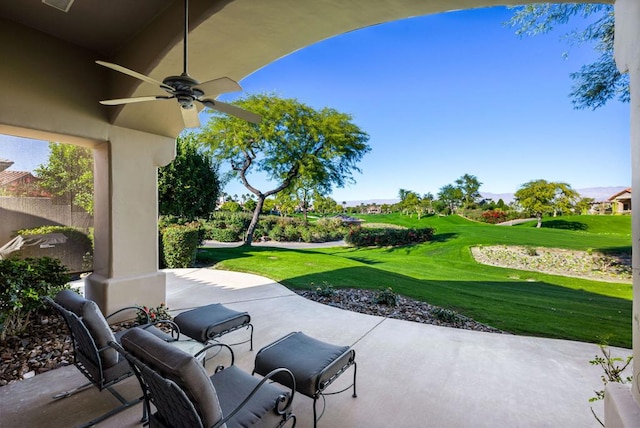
[295, 288, 504, 334]
[471, 246, 632, 283]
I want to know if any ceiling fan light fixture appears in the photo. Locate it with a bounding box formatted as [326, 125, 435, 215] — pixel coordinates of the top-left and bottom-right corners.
[42, 0, 75, 13]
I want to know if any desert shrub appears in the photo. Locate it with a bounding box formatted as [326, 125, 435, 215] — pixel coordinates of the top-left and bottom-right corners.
[283, 225, 300, 242]
[0, 257, 70, 340]
[374, 287, 397, 306]
[345, 227, 434, 247]
[161, 224, 200, 268]
[268, 225, 285, 241]
[311, 281, 335, 297]
[430, 307, 460, 323]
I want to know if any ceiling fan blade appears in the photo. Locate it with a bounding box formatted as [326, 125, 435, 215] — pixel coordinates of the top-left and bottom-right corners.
[96, 60, 174, 91]
[200, 99, 262, 124]
[99, 96, 172, 106]
[181, 105, 201, 128]
[194, 77, 242, 97]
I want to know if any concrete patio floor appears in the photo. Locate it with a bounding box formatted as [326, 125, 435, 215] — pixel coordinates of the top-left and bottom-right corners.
[0, 267, 625, 427]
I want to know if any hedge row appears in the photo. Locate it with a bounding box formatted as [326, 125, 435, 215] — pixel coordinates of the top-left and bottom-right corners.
[345, 227, 435, 247]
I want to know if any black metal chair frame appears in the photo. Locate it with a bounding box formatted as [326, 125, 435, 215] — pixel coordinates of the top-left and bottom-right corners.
[111, 339, 297, 427]
[46, 296, 180, 427]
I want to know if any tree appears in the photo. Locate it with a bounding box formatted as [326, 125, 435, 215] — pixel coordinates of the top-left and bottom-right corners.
[35, 142, 94, 215]
[201, 94, 370, 245]
[455, 174, 482, 211]
[507, 4, 629, 110]
[437, 184, 463, 214]
[514, 179, 579, 228]
[158, 133, 221, 220]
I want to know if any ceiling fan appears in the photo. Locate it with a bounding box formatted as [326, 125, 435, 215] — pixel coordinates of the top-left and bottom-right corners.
[96, 0, 260, 128]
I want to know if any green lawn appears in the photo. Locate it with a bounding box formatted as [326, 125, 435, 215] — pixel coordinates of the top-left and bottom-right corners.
[197, 214, 632, 348]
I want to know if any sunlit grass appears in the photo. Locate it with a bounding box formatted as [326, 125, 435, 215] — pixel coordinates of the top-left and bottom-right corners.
[197, 214, 632, 348]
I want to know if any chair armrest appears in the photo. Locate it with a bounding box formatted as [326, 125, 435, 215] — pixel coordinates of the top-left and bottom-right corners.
[106, 305, 150, 324]
[212, 368, 296, 428]
[142, 320, 181, 341]
[195, 343, 234, 369]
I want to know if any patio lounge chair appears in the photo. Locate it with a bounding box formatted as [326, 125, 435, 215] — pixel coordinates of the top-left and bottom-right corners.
[113, 327, 297, 427]
[46, 289, 179, 427]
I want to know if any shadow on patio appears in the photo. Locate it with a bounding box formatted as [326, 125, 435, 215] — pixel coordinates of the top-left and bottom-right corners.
[0, 268, 611, 427]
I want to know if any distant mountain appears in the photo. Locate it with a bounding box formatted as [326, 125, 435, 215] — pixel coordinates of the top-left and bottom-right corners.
[480, 192, 516, 204]
[482, 186, 628, 204]
[575, 186, 629, 201]
[342, 199, 400, 207]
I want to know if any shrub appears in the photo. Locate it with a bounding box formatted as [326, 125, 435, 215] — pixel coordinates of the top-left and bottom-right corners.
[345, 226, 434, 247]
[430, 307, 460, 323]
[135, 302, 172, 325]
[0, 257, 70, 340]
[480, 209, 508, 224]
[161, 225, 200, 268]
[374, 287, 397, 306]
[312, 281, 335, 297]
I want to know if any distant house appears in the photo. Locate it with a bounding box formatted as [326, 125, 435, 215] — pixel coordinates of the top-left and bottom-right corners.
[365, 204, 382, 214]
[0, 158, 13, 172]
[608, 187, 632, 214]
[0, 170, 47, 197]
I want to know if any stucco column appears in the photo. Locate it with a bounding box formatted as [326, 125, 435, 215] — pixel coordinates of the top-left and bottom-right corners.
[85, 126, 175, 318]
[607, 0, 640, 425]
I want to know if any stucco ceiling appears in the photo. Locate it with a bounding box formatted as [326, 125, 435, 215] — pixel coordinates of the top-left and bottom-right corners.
[0, 0, 584, 140]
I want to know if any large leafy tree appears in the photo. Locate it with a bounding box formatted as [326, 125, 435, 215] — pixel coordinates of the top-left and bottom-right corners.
[514, 179, 579, 228]
[200, 94, 371, 245]
[35, 143, 94, 215]
[455, 173, 482, 211]
[437, 184, 463, 214]
[158, 133, 221, 220]
[508, 4, 629, 109]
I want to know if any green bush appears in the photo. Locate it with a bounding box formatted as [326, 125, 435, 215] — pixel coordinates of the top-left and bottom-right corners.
[161, 225, 200, 268]
[0, 257, 70, 340]
[345, 227, 434, 247]
[374, 287, 398, 306]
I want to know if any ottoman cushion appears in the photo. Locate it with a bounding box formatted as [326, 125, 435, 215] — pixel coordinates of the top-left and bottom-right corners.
[174, 303, 250, 343]
[254, 332, 353, 398]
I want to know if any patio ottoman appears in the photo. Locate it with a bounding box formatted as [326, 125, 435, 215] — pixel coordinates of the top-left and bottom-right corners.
[253, 331, 357, 427]
[173, 303, 253, 350]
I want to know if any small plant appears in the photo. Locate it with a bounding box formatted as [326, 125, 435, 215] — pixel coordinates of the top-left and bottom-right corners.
[525, 247, 538, 256]
[136, 303, 172, 325]
[374, 287, 397, 306]
[430, 307, 460, 324]
[588, 344, 633, 426]
[311, 281, 335, 297]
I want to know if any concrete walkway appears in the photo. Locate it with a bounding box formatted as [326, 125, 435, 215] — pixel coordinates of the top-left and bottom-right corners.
[0, 268, 626, 427]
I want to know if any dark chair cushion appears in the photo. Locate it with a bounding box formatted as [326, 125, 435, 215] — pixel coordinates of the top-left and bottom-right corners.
[55, 290, 119, 368]
[254, 332, 352, 398]
[174, 304, 250, 343]
[212, 365, 288, 428]
[121, 327, 224, 428]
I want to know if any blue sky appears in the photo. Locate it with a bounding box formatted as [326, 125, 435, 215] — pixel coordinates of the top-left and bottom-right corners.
[1, 6, 630, 202]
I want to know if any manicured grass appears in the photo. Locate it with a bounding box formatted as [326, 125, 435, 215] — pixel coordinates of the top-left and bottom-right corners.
[197, 214, 632, 348]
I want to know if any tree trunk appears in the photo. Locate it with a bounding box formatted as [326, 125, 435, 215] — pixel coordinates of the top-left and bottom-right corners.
[244, 196, 265, 246]
[536, 214, 542, 228]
